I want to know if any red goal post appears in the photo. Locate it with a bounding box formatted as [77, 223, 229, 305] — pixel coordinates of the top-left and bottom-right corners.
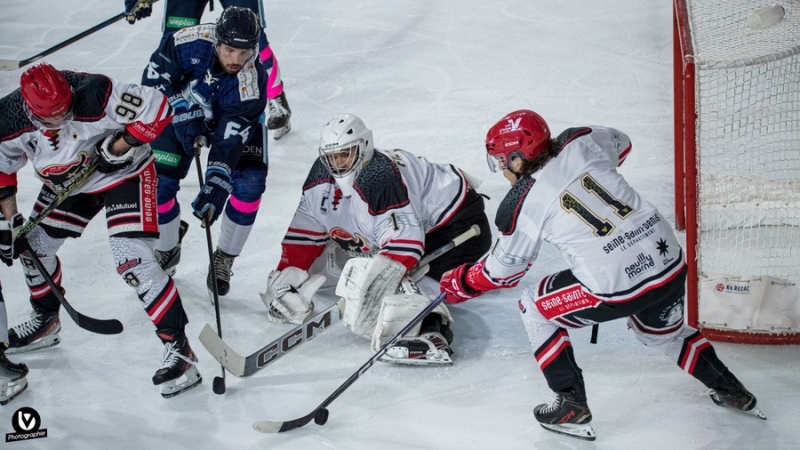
[673, 0, 800, 344]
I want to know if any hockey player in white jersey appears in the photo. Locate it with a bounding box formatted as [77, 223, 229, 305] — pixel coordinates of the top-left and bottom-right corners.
[261, 114, 491, 364]
[439, 110, 764, 439]
[0, 63, 201, 398]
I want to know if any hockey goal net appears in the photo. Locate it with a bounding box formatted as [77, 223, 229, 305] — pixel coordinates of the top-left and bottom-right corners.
[673, 0, 800, 344]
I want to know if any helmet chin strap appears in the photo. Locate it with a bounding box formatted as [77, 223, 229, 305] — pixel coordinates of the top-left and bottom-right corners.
[502, 168, 520, 186]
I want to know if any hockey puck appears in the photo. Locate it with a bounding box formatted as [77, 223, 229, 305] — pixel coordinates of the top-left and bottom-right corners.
[213, 377, 226, 395]
[314, 408, 329, 425]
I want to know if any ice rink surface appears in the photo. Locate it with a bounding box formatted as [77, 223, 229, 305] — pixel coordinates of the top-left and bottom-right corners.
[1, 1, 799, 448]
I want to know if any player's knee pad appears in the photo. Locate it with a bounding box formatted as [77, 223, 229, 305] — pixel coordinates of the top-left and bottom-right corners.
[109, 236, 169, 302]
[628, 317, 698, 361]
[20, 227, 64, 285]
[518, 288, 559, 350]
[371, 292, 453, 351]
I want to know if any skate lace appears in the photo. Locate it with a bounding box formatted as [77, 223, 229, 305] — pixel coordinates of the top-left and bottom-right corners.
[268, 97, 287, 117]
[213, 252, 235, 282]
[539, 393, 564, 415]
[154, 249, 174, 268]
[158, 341, 194, 370]
[13, 312, 43, 339]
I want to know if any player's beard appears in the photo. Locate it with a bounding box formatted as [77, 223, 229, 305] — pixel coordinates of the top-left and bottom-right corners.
[223, 64, 242, 75]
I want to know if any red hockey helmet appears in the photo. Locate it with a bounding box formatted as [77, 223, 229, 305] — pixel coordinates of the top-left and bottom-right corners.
[20, 63, 74, 129]
[485, 109, 550, 172]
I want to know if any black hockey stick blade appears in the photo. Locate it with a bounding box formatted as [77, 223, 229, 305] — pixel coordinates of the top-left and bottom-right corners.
[21, 240, 123, 335]
[253, 293, 447, 433]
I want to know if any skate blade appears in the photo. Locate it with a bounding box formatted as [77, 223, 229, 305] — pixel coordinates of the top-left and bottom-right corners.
[160, 367, 202, 399]
[540, 422, 597, 441]
[0, 378, 29, 405]
[272, 121, 291, 140]
[6, 335, 61, 355]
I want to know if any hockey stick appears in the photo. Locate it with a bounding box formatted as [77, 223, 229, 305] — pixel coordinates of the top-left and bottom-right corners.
[253, 292, 448, 433]
[13, 161, 122, 335]
[0, 1, 161, 71]
[193, 136, 227, 395]
[21, 240, 124, 335]
[199, 224, 481, 378]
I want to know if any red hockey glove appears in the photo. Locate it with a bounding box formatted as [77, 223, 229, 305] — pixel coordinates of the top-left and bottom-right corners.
[440, 264, 484, 304]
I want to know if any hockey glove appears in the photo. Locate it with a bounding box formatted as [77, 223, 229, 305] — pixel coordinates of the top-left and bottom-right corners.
[0, 213, 26, 267]
[170, 98, 207, 156]
[440, 264, 484, 304]
[125, 0, 153, 24]
[191, 168, 232, 225]
[262, 267, 326, 324]
[96, 132, 135, 174]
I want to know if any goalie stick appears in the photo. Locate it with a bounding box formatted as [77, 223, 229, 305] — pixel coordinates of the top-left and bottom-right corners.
[252, 292, 448, 433]
[199, 224, 481, 378]
[16, 160, 124, 335]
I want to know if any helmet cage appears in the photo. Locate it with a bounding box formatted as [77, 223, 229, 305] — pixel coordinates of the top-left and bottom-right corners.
[319, 139, 366, 178]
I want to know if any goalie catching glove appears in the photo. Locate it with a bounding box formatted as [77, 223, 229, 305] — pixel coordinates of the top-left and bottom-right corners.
[262, 267, 326, 324]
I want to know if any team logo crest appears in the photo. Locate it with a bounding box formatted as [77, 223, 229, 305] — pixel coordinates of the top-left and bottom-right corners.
[37, 151, 92, 192]
[329, 228, 372, 254]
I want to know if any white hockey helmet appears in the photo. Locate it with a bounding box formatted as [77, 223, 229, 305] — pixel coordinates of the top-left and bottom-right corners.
[318, 114, 374, 194]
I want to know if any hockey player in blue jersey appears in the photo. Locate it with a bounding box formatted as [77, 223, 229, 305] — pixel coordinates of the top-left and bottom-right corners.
[126, 0, 292, 139]
[142, 6, 269, 297]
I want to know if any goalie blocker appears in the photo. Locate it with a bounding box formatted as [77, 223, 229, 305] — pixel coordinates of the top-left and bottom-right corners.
[337, 255, 454, 366]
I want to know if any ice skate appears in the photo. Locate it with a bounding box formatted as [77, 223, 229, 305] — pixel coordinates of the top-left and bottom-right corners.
[152, 329, 202, 398]
[155, 220, 189, 277]
[7, 306, 61, 355]
[533, 383, 596, 441]
[380, 331, 454, 366]
[207, 248, 235, 302]
[267, 91, 291, 140]
[709, 369, 766, 420]
[1, 344, 29, 405]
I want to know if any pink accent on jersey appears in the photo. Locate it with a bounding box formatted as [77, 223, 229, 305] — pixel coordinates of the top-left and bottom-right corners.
[229, 195, 261, 214]
[158, 198, 176, 214]
[260, 45, 283, 98]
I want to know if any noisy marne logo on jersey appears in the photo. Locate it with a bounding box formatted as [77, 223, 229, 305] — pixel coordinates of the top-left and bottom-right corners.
[5, 407, 48, 443]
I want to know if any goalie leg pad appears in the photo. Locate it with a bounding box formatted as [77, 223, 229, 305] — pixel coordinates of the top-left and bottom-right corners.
[371, 293, 454, 351]
[338, 255, 406, 338]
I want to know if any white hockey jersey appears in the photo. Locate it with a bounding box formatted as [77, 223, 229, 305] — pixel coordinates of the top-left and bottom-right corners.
[0, 71, 172, 194]
[278, 148, 471, 272]
[468, 126, 684, 301]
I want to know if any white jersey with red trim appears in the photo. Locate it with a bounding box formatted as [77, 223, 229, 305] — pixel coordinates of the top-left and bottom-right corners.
[278, 148, 471, 272]
[471, 126, 684, 300]
[0, 71, 172, 194]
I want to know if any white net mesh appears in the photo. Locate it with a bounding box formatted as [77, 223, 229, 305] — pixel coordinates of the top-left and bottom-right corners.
[684, 1, 800, 335]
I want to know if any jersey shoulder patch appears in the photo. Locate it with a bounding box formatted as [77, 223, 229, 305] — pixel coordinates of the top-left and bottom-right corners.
[67, 72, 112, 121]
[303, 159, 335, 191]
[353, 152, 409, 216]
[173, 24, 217, 46]
[235, 61, 262, 102]
[0, 90, 35, 142]
[554, 127, 592, 150]
[495, 176, 536, 235]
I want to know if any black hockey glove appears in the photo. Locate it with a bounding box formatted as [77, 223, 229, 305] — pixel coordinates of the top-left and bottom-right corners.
[125, 0, 153, 24]
[192, 169, 232, 225]
[0, 213, 26, 267]
[96, 132, 135, 174]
